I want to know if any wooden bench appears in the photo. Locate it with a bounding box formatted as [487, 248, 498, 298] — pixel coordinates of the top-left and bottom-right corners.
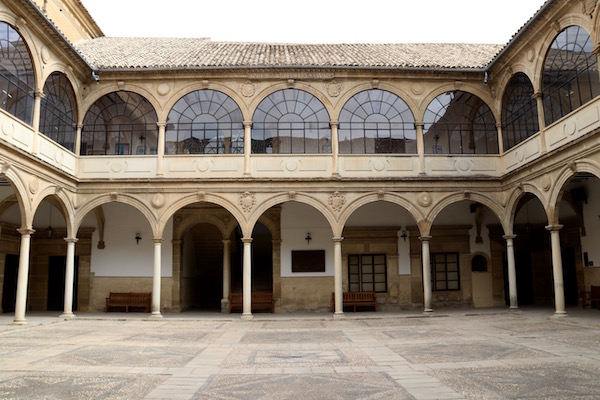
[580, 285, 600, 309]
[332, 291, 377, 312]
[229, 292, 274, 313]
[105, 292, 151, 313]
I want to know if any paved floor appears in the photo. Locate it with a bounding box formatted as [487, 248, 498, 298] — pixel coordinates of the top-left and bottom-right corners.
[0, 308, 599, 399]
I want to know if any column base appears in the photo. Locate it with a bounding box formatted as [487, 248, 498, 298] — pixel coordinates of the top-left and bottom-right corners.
[221, 298, 230, 313]
[423, 309, 433, 315]
[508, 306, 520, 311]
[333, 312, 345, 320]
[149, 312, 163, 319]
[552, 311, 568, 318]
[60, 312, 76, 319]
[11, 319, 26, 325]
[241, 313, 253, 320]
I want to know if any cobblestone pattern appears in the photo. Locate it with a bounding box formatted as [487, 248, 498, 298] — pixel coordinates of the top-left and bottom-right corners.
[0, 310, 599, 399]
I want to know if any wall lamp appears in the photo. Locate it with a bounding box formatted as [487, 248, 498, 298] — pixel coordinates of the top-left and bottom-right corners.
[135, 232, 142, 245]
[305, 232, 312, 245]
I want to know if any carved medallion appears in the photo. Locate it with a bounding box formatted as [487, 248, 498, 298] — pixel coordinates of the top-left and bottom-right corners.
[325, 80, 342, 97]
[151, 193, 166, 208]
[239, 191, 256, 213]
[327, 191, 346, 212]
[29, 176, 39, 194]
[2, 120, 14, 136]
[417, 192, 432, 207]
[541, 175, 551, 192]
[41, 46, 50, 64]
[410, 82, 424, 95]
[157, 83, 170, 96]
[240, 81, 257, 97]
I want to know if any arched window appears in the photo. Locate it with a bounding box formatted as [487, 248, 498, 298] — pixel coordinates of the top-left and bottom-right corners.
[252, 89, 331, 154]
[501, 73, 539, 150]
[542, 25, 600, 126]
[339, 89, 416, 154]
[166, 90, 243, 154]
[423, 91, 498, 154]
[81, 91, 158, 156]
[0, 21, 35, 125]
[40, 72, 77, 152]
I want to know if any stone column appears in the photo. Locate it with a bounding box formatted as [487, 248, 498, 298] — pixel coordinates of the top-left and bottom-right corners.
[532, 91, 547, 154]
[221, 239, 231, 313]
[31, 89, 44, 155]
[151, 238, 163, 318]
[157, 122, 166, 176]
[333, 237, 344, 318]
[415, 121, 425, 174]
[496, 123, 504, 156]
[243, 121, 252, 176]
[242, 237, 253, 319]
[330, 121, 339, 177]
[547, 224, 567, 317]
[420, 235, 433, 313]
[74, 123, 83, 156]
[61, 238, 78, 318]
[503, 234, 518, 309]
[13, 228, 34, 324]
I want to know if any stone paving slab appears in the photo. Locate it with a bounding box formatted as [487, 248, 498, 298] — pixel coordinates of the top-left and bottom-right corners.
[0, 308, 599, 399]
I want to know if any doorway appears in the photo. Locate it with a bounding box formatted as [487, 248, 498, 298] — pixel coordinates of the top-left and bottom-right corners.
[1, 254, 19, 313]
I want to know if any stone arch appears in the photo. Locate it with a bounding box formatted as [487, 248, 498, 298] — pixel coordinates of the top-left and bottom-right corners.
[424, 191, 509, 235]
[173, 212, 234, 241]
[495, 68, 536, 106]
[0, 165, 29, 228]
[333, 82, 418, 123]
[505, 184, 548, 234]
[158, 193, 246, 239]
[32, 186, 75, 238]
[73, 193, 157, 236]
[249, 82, 334, 122]
[162, 83, 250, 123]
[416, 83, 498, 123]
[41, 65, 83, 124]
[0, 13, 41, 91]
[247, 193, 338, 238]
[79, 84, 161, 123]
[338, 192, 423, 232]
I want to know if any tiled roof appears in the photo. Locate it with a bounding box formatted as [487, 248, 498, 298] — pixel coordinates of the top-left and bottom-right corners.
[74, 38, 503, 70]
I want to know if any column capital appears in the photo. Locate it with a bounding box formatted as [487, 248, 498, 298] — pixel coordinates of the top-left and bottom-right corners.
[222, 239, 231, 246]
[329, 120, 339, 128]
[153, 238, 163, 244]
[64, 237, 79, 244]
[414, 121, 424, 128]
[156, 122, 166, 129]
[34, 89, 45, 99]
[593, 43, 600, 55]
[77, 123, 84, 129]
[17, 228, 35, 236]
[545, 224, 563, 232]
[496, 123, 503, 129]
[332, 236, 344, 243]
[242, 237, 253, 244]
[243, 121, 252, 128]
[502, 234, 517, 240]
[532, 91, 543, 100]
[419, 235, 432, 242]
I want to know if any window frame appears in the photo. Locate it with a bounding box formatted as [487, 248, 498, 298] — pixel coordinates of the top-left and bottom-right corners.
[430, 252, 461, 291]
[348, 254, 387, 293]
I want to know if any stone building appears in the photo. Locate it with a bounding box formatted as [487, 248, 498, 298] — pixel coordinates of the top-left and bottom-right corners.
[1, 0, 599, 322]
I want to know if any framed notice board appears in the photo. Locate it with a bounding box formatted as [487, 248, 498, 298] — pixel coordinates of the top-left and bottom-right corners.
[292, 250, 326, 273]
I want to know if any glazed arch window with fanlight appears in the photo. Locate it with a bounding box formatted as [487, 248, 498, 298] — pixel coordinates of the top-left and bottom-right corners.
[348, 254, 387, 293]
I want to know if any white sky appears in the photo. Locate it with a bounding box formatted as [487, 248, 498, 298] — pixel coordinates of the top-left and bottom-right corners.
[80, 0, 548, 44]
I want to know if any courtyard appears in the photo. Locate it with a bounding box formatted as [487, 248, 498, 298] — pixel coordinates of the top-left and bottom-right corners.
[0, 308, 599, 399]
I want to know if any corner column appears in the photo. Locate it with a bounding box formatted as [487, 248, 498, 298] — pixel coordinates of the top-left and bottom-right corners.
[151, 238, 163, 318]
[503, 234, 518, 309]
[221, 239, 231, 313]
[157, 122, 166, 176]
[415, 121, 425, 174]
[242, 237, 253, 320]
[547, 224, 567, 317]
[31, 89, 44, 155]
[333, 236, 344, 318]
[61, 237, 78, 318]
[420, 235, 433, 313]
[243, 121, 252, 176]
[532, 91, 547, 154]
[13, 228, 35, 324]
[330, 121, 339, 177]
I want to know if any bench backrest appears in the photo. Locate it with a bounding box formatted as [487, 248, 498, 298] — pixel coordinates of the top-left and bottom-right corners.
[109, 292, 151, 301]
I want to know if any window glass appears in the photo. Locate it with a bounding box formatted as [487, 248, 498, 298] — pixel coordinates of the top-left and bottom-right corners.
[424, 91, 498, 154]
[166, 90, 243, 154]
[542, 25, 600, 126]
[252, 89, 331, 154]
[40, 72, 77, 152]
[501, 73, 539, 150]
[339, 89, 416, 154]
[348, 254, 387, 293]
[430, 252, 461, 291]
[0, 22, 35, 125]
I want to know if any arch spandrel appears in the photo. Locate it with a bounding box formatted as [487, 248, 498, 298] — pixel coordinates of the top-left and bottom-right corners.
[32, 185, 76, 237]
[0, 165, 29, 228]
